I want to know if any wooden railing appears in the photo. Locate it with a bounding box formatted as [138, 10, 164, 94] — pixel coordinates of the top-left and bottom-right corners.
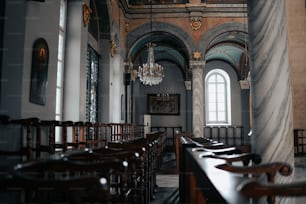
[0, 115, 146, 161]
[294, 129, 306, 155]
[204, 125, 245, 145]
[204, 125, 251, 153]
[150, 126, 182, 151]
[177, 133, 306, 204]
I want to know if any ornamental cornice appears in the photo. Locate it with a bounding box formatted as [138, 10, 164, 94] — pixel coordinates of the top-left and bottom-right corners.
[189, 60, 206, 68]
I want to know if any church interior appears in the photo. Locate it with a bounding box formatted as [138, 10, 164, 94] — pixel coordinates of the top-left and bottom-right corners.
[0, 0, 306, 203]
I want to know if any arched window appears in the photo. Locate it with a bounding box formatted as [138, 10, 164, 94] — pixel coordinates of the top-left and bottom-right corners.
[205, 69, 231, 125]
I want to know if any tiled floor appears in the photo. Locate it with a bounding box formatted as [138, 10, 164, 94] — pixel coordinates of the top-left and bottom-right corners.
[293, 156, 306, 203]
[150, 152, 179, 204]
[150, 175, 179, 204]
[156, 174, 179, 188]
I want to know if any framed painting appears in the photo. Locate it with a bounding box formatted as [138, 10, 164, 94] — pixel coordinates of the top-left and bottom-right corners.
[147, 94, 180, 115]
[29, 38, 49, 105]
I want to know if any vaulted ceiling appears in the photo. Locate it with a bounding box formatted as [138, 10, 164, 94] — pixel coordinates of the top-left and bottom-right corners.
[93, 0, 248, 80]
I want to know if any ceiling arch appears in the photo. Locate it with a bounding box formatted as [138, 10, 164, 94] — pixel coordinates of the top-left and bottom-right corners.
[126, 22, 192, 80]
[199, 23, 249, 80]
[205, 32, 249, 80]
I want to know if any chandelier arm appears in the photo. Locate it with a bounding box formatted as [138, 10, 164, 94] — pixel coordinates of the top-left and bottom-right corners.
[137, 0, 165, 86]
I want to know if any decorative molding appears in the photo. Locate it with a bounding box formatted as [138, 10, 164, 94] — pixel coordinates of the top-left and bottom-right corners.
[184, 81, 192, 90]
[189, 60, 205, 67]
[82, 2, 92, 27]
[239, 80, 249, 89]
[192, 51, 201, 60]
[190, 16, 202, 31]
[117, 0, 245, 19]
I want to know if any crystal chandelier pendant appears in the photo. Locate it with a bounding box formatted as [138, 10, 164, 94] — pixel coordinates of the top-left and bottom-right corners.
[138, 43, 164, 86]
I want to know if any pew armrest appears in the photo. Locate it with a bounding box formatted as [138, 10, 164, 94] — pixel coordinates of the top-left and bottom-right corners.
[215, 162, 293, 182]
[238, 179, 306, 198]
[206, 153, 262, 166]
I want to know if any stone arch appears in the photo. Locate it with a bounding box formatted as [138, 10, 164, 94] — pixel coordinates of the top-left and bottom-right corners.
[198, 22, 249, 81]
[126, 21, 195, 62]
[198, 22, 247, 58]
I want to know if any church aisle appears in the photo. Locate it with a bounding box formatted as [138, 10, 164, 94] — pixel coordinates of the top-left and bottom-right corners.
[150, 151, 179, 204]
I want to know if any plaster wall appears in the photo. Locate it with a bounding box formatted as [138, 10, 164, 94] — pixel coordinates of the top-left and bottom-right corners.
[286, 0, 306, 129]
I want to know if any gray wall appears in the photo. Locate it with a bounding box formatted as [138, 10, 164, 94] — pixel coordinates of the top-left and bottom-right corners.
[0, 0, 26, 118]
[134, 61, 187, 131]
[0, 0, 61, 120]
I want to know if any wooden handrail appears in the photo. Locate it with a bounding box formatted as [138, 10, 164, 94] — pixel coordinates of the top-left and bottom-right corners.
[238, 179, 306, 198]
[203, 152, 262, 166]
[215, 162, 293, 182]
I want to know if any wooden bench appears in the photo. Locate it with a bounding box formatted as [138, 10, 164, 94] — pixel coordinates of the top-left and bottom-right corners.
[177, 134, 306, 204]
[108, 138, 157, 203]
[1, 157, 129, 203]
[182, 146, 297, 204]
[59, 147, 143, 203]
[146, 131, 166, 170]
[0, 116, 164, 204]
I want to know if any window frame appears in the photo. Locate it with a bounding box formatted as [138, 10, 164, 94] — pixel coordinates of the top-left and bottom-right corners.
[205, 69, 231, 126]
[55, 0, 67, 143]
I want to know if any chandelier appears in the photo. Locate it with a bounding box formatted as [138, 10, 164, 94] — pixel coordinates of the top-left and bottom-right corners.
[138, 43, 164, 86]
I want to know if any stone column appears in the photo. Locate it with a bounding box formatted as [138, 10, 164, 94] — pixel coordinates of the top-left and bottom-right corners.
[247, 0, 294, 186]
[190, 60, 205, 137]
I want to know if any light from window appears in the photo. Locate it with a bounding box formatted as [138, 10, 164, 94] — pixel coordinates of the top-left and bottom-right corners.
[55, 0, 66, 143]
[205, 69, 231, 125]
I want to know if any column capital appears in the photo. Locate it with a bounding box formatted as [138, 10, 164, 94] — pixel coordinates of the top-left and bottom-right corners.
[189, 60, 205, 68]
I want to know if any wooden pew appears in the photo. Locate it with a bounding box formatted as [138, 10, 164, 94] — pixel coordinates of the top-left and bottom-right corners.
[107, 135, 163, 204]
[0, 117, 163, 203]
[216, 162, 293, 204]
[182, 146, 295, 204]
[176, 133, 247, 203]
[177, 134, 306, 204]
[1, 156, 129, 203]
[0, 174, 107, 204]
[146, 131, 166, 170]
[59, 147, 142, 203]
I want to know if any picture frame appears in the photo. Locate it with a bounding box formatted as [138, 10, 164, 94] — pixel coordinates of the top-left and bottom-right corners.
[147, 94, 180, 115]
[29, 38, 49, 105]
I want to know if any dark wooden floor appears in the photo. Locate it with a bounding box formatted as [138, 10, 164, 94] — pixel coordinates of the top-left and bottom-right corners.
[150, 151, 179, 204]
